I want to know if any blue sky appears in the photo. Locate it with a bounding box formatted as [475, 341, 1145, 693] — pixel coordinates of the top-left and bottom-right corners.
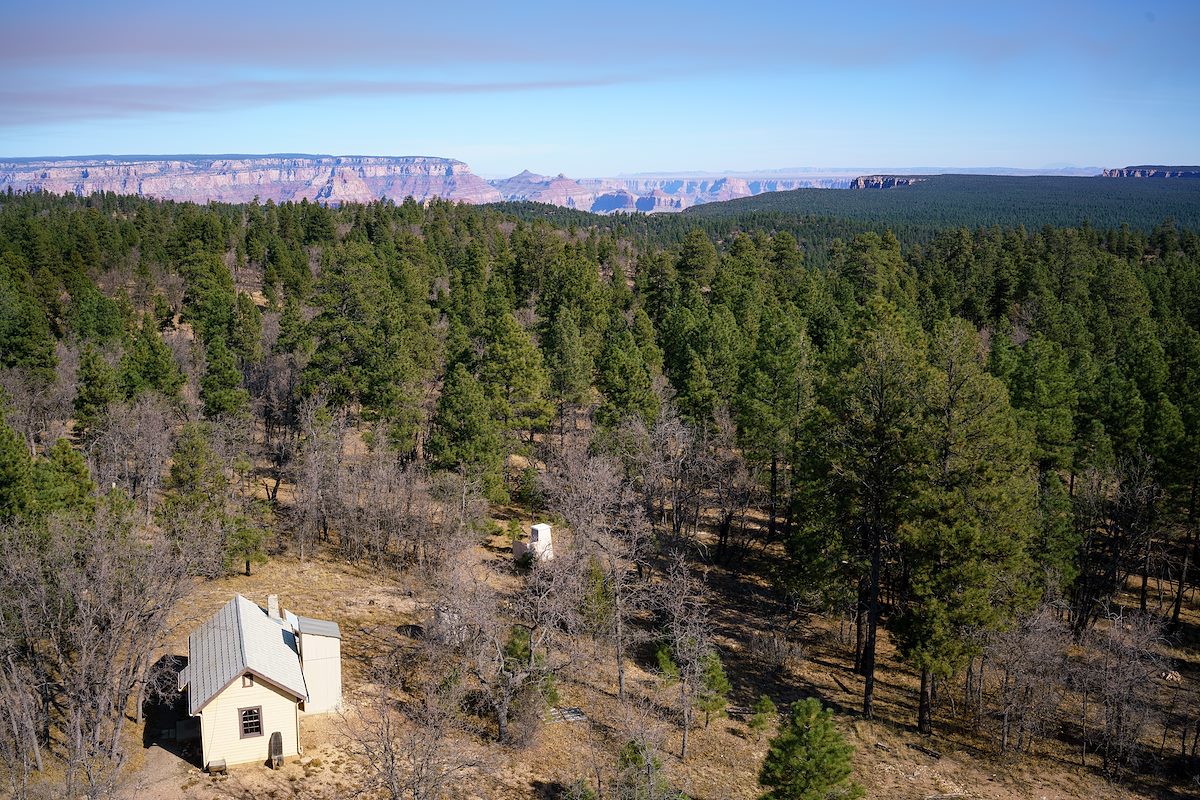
[1, 0, 1196, 176]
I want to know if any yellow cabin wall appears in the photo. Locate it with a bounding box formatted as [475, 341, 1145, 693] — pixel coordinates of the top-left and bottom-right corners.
[198, 675, 300, 769]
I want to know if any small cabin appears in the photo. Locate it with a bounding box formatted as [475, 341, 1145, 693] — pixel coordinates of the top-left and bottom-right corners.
[513, 522, 554, 562]
[178, 594, 341, 772]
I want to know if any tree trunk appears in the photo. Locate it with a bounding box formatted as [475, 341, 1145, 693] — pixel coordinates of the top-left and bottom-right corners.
[616, 613, 626, 703]
[496, 695, 511, 743]
[768, 456, 778, 540]
[918, 668, 933, 735]
[679, 684, 692, 760]
[862, 529, 883, 719]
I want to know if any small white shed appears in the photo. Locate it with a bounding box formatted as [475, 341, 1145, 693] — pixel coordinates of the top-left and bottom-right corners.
[513, 522, 554, 562]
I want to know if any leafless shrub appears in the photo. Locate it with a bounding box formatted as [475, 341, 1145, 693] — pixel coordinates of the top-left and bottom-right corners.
[542, 439, 653, 701]
[344, 679, 480, 800]
[983, 609, 1071, 754]
[87, 394, 177, 518]
[1078, 612, 1169, 774]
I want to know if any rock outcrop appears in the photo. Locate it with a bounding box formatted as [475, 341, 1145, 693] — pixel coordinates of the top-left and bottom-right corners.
[488, 171, 853, 213]
[849, 175, 927, 189]
[488, 170, 612, 209]
[0, 155, 502, 205]
[1, 154, 888, 213]
[1102, 166, 1200, 179]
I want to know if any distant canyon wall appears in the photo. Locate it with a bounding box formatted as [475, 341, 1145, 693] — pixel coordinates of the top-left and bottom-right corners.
[1102, 166, 1200, 179]
[0, 155, 502, 205]
[0, 155, 857, 214]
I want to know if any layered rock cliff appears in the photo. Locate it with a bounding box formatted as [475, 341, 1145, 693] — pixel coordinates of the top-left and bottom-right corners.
[0, 155, 502, 204]
[849, 175, 927, 189]
[1, 154, 904, 213]
[1102, 166, 1200, 179]
[488, 171, 852, 212]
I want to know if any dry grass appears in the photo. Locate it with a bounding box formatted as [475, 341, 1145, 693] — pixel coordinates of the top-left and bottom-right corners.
[103, 530, 1200, 799]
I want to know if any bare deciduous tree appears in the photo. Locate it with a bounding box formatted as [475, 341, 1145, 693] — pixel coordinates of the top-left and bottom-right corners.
[984, 609, 1071, 754]
[434, 551, 582, 744]
[656, 556, 715, 760]
[1078, 612, 1169, 774]
[345, 679, 480, 800]
[87, 395, 177, 520]
[0, 501, 191, 800]
[543, 440, 651, 702]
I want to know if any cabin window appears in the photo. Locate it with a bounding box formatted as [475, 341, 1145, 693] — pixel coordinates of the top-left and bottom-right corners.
[239, 706, 262, 738]
[242, 675, 254, 688]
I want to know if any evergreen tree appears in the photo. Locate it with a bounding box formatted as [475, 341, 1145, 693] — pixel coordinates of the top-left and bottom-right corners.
[276, 293, 312, 355]
[677, 351, 719, 428]
[546, 309, 594, 436]
[0, 252, 57, 381]
[479, 311, 552, 441]
[758, 699, 863, 800]
[73, 344, 119, 439]
[119, 321, 184, 399]
[428, 363, 505, 499]
[200, 335, 250, 418]
[596, 327, 658, 428]
[677, 229, 718, 290]
[697, 650, 732, 727]
[749, 694, 778, 739]
[0, 405, 34, 520]
[31, 438, 95, 516]
[739, 301, 811, 538]
[163, 423, 226, 518]
[817, 298, 929, 720]
[1007, 334, 1076, 473]
[894, 318, 1037, 734]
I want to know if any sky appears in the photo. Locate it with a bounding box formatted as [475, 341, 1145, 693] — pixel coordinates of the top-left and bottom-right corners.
[1, 0, 1197, 177]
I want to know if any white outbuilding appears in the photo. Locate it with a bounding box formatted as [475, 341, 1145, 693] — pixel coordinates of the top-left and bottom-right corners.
[513, 522, 554, 562]
[178, 594, 342, 772]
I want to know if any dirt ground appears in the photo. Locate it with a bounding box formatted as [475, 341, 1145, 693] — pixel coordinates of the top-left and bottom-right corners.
[98, 532, 1200, 800]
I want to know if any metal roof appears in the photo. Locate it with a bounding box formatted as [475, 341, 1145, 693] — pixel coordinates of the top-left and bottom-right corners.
[181, 595, 308, 715]
[296, 615, 342, 639]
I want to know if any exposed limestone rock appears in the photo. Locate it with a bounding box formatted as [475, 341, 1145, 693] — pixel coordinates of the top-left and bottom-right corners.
[0, 155, 502, 205]
[1102, 166, 1200, 179]
[849, 175, 927, 189]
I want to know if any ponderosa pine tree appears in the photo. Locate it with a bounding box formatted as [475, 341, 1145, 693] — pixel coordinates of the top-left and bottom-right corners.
[31, 438, 95, 516]
[0, 252, 57, 381]
[119, 322, 184, 399]
[738, 300, 811, 540]
[821, 298, 930, 719]
[479, 311, 552, 443]
[0, 405, 33, 520]
[428, 362, 505, 500]
[200, 336, 250, 419]
[73, 344, 119, 440]
[545, 309, 593, 437]
[596, 324, 658, 429]
[894, 318, 1037, 734]
[677, 229, 718, 290]
[758, 698, 863, 800]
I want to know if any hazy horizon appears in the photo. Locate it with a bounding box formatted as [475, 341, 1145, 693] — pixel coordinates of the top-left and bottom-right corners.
[0, 152, 1109, 181]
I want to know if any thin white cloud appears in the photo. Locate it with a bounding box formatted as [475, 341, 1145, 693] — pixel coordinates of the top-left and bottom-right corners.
[0, 75, 647, 126]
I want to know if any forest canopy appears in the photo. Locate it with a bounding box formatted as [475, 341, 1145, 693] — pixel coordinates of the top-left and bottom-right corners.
[1, 186, 1199, 796]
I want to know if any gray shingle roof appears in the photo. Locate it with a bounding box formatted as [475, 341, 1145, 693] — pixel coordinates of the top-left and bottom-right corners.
[296, 615, 342, 639]
[181, 595, 308, 715]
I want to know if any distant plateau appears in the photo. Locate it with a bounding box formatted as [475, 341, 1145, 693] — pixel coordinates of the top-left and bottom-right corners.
[0, 154, 1177, 213]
